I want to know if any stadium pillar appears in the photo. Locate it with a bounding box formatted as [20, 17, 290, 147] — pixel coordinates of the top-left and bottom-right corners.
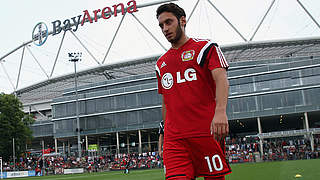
[25, 144, 28, 158]
[303, 112, 310, 130]
[42, 139, 45, 175]
[138, 130, 142, 154]
[116, 132, 120, 156]
[97, 136, 99, 148]
[304, 112, 314, 151]
[310, 135, 315, 152]
[127, 134, 130, 154]
[257, 117, 264, 157]
[68, 140, 71, 156]
[148, 133, 151, 152]
[62, 142, 65, 157]
[54, 138, 58, 154]
[12, 138, 15, 171]
[85, 135, 88, 151]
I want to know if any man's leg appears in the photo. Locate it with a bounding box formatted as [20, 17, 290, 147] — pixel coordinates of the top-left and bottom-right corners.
[188, 137, 231, 179]
[164, 139, 194, 180]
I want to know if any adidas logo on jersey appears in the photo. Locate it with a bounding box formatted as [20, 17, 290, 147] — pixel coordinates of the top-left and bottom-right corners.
[161, 68, 197, 89]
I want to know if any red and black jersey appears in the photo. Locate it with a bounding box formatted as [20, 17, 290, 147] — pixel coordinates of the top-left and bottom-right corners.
[155, 38, 229, 140]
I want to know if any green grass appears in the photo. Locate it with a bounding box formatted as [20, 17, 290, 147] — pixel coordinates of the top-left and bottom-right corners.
[9, 159, 320, 180]
[225, 159, 320, 180]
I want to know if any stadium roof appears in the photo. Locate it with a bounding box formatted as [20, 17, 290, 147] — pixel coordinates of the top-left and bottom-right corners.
[17, 37, 320, 104]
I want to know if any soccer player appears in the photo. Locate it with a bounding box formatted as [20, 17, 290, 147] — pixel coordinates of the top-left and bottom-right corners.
[155, 3, 231, 180]
[158, 120, 164, 158]
[158, 120, 165, 169]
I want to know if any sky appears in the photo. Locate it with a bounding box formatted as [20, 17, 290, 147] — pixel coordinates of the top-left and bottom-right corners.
[0, 0, 320, 94]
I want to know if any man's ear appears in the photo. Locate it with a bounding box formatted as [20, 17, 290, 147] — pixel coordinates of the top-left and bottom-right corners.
[180, 16, 186, 28]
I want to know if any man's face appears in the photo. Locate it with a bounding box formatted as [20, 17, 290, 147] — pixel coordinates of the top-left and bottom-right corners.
[158, 12, 184, 44]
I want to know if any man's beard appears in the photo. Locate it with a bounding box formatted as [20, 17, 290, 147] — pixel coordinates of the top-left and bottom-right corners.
[168, 22, 183, 44]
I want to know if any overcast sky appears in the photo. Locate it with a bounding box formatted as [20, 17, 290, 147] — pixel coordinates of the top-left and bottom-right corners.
[0, 0, 320, 94]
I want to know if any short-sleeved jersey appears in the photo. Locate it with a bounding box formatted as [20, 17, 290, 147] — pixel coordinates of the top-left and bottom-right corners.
[155, 38, 229, 141]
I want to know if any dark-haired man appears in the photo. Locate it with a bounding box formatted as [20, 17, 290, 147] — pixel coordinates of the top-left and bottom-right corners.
[155, 3, 231, 180]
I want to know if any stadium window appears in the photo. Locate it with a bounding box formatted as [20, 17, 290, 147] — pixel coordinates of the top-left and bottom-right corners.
[246, 96, 257, 112]
[238, 99, 247, 112]
[117, 112, 128, 127]
[96, 98, 106, 113]
[139, 91, 153, 106]
[87, 99, 96, 114]
[230, 99, 240, 113]
[261, 94, 275, 110]
[303, 75, 319, 85]
[125, 94, 137, 108]
[80, 117, 86, 130]
[87, 117, 97, 130]
[289, 78, 300, 87]
[286, 91, 302, 106]
[116, 95, 126, 109]
[127, 111, 138, 125]
[256, 81, 271, 91]
[79, 101, 86, 115]
[109, 97, 116, 110]
[271, 79, 282, 89]
[60, 104, 67, 118]
[67, 102, 76, 116]
[239, 84, 251, 93]
[102, 115, 113, 129]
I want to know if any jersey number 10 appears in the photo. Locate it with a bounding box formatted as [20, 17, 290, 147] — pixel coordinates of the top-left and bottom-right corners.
[204, 155, 223, 172]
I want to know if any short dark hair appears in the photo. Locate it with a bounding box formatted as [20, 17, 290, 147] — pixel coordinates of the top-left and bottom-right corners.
[156, 3, 186, 20]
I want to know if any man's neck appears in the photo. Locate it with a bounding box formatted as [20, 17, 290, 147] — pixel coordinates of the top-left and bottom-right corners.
[171, 35, 189, 49]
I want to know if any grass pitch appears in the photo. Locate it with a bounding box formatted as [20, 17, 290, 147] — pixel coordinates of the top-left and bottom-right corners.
[9, 159, 320, 180]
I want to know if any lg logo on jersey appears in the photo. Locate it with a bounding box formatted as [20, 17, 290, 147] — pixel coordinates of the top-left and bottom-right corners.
[161, 68, 197, 89]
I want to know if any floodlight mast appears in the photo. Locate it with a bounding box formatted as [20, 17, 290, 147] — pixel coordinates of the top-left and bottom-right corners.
[69, 52, 82, 159]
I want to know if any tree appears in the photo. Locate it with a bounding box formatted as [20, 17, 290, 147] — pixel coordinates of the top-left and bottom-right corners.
[0, 93, 35, 161]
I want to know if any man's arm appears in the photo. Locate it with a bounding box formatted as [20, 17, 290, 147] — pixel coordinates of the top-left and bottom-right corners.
[210, 68, 229, 141]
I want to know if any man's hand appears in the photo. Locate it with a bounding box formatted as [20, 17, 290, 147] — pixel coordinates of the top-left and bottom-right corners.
[210, 110, 229, 141]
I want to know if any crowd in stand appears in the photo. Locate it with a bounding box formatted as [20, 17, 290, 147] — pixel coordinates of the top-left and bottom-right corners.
[2, 135, 320, 174]
[225, 135, 320, 163]
[262, 136, 320, 161]
[1, 152, 162, 174]
[226, 137, 260, 163]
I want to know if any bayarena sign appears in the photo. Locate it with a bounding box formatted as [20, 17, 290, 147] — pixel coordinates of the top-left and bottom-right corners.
[32, 0, 138, 46]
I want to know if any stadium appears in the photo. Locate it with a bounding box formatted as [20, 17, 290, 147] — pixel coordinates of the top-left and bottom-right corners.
[1, 0, 320, 179]
[17, 36, 320, 156]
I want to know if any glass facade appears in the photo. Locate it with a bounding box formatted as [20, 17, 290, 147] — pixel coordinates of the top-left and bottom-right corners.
[31, 56, 320, 139]
[227, 57, 320, 119]
[30, 123, 53, 137]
